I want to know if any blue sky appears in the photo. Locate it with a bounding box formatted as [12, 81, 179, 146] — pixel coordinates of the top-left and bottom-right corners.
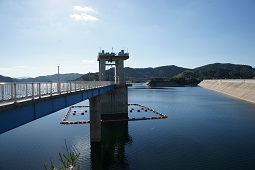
[0, 0, 254, 78]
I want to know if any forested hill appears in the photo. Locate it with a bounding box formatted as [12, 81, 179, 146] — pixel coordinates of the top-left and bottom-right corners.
[19, 73, 83, 82]
[0, 75, 18, 82]
[194, 63, 255, 79]
[148, 63, 255, 86]
[0, 73, 83, 82]
[76, 65, 189, 82]
[124, 65, 189, 82]
[77, 63, 255, 83]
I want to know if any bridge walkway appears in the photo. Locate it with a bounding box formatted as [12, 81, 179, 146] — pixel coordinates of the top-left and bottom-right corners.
[0, 81, 115, 134]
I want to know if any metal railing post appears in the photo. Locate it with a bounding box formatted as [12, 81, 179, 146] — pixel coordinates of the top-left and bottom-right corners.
[46, 83, 48, 95]
[1, 84, 3, 100]
[59, 82, 62, 94]
[32, 83, 34, 99]
[70, 82, 72, 92]
[39, 83, 41, 98]
[11, 83, 14, 101]
[14, 83, 17, 103]
[25, 83, 28, 98]
[50, 82, 53, 96]
[57, 82, 59, 94]
[37, 83, 39, 97]
[58, 82, 61, 94]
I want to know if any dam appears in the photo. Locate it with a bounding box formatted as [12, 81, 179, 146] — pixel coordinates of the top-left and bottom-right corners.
[199, 79, 255, 104]
[2, 82, 255, 169]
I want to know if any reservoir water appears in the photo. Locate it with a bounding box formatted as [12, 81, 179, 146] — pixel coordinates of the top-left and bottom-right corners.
[1, 83, 255, 169]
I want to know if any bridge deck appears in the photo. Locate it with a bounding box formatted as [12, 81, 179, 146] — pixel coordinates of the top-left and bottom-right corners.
[0, 81, 115, 134]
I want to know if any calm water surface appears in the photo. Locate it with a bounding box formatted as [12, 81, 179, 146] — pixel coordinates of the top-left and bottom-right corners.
[1, 83, 255, 169]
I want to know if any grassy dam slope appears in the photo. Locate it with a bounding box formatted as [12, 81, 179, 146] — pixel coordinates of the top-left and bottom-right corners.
[199, 79, 255, 104]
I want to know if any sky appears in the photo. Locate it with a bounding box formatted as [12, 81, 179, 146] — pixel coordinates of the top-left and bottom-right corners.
[0, 0, 255, 78]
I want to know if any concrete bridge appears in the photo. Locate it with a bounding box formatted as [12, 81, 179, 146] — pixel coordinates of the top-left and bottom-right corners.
[0, 49, 130, 142]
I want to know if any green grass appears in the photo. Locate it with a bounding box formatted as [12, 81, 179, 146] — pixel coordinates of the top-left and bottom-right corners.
[44, 140, 81, 170]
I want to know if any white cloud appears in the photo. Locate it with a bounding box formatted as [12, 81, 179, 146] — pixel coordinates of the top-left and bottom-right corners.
[71, 5, 98, 22]
[70, 13, 98, 21]
[74, 6, 94, 12]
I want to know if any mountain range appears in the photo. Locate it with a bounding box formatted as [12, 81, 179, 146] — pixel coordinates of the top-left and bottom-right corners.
[1, 63, 254, 83]
[75, 65, 189, 82]
[0, 73, 83, 82]
[147, 63, 255, 86]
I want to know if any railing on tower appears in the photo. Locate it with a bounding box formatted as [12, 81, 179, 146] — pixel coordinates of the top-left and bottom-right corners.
[0, 81, 114, 104]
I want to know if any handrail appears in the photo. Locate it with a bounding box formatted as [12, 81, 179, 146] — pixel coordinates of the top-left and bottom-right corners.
[0, 81, 114, 104]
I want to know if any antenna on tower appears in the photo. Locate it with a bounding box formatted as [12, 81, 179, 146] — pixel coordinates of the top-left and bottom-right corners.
[100, 47, 101, 52]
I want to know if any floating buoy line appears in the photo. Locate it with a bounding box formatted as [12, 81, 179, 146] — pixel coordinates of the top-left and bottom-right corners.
[60, 104, 168, 125]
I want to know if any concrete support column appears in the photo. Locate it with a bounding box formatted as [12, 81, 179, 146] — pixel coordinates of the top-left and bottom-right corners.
[117, 60, 124, 84]
[115, 59, 124, 84]
[100, 85, 128, 116]
[99, 59, 106, 81]
[115, 60, 119, 84]
[89, 96, 101, 142]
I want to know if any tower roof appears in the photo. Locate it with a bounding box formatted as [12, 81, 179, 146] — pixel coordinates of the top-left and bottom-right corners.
[98, 50, 129, 61]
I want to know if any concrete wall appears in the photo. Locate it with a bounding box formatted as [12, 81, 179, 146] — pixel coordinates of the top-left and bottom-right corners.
[199, 79, 255, 104]
[100, 85, 128, 116]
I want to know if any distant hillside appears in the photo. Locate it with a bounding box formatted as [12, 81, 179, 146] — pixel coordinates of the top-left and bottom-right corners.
[148, 63, 255, 86]
[19, 73, 83, 82]
[76, 65, 189, 82]
[195, 63, 254, 79]
[0, 75, 17, 82]
[76, 72, 99, 81]
[125, 65, 189, 82]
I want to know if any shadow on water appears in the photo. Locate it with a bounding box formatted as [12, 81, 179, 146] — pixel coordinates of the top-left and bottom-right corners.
[131, 87, 171, 90]
[91, 121, 132, 170]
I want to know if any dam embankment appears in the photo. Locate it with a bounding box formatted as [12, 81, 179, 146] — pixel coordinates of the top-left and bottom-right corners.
[199, 79, 255, 104]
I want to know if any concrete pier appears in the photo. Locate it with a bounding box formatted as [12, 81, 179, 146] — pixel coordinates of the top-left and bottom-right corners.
[100, 85, 129, 118]
[90, 96, 101, 142]
[199, 79, 255, 104]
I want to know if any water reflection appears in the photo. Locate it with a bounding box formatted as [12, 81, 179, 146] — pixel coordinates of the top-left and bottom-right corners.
[91, 121, 133, 170]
